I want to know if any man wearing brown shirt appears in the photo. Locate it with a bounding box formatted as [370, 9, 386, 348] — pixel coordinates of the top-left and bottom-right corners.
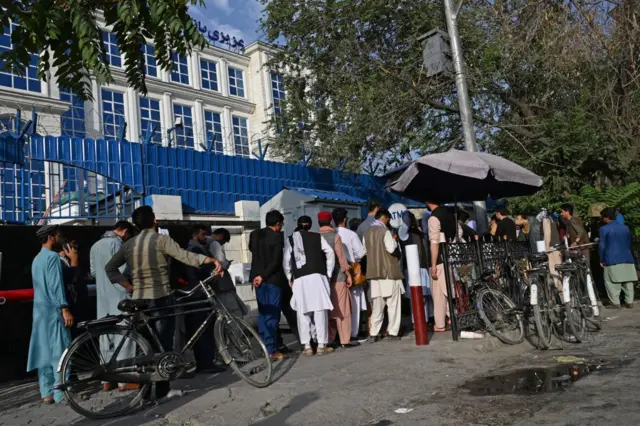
[106, 206, 221, 399]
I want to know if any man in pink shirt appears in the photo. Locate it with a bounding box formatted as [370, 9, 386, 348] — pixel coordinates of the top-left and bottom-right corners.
[318, 211, 355, 348]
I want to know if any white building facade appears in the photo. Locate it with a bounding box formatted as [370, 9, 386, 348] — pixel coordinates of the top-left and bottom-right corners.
[0, 20, 283, 157]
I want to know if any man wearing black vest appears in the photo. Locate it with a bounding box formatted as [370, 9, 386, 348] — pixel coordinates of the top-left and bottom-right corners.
[249, 210, 287, 361]
[426, 200, 457, 333]
[283, 216, 336, 356]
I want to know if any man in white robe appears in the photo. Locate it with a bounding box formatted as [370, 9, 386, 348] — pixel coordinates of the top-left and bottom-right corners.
[363, 209, 405, 342]
[283, 216, 335, 356]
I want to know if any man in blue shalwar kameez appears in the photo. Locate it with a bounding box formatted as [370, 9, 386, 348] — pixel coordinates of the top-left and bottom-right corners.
[27, 225, 74, 404]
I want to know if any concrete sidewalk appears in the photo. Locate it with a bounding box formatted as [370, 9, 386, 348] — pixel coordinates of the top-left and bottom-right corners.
[1, 309, 638, 426]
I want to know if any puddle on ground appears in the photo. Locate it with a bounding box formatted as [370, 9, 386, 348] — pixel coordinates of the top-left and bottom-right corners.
[461, 358, 633, 396]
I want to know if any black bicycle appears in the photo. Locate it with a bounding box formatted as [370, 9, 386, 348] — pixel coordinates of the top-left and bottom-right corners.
[56, 274, 272, 419]
[527, 251, 568, 349]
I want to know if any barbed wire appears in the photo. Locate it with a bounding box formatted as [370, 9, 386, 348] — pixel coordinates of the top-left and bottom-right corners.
[0, 100, 272, 159]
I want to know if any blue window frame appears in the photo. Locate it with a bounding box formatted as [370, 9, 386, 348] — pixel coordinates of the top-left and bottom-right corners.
[204, 110, 223, 154]
[172, 103, 194, 148]
[60, 89, 86, 138]
[200, 59, 218, 92]
[270, 72, 285, 115]
[102, 31, 122, 68]
[232, 116, 249, 157]
[0, 22, 41, 93]
[101, 89, 126, 139]
[141, 44, 157, 78]
[139, 97, 162, 143]
[171, 53, 189, 85]
[228, 67, 245, 97]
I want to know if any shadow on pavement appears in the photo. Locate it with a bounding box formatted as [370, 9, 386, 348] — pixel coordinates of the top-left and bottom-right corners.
[0, 379, 40, 412]
[70, 367, 243, 426]
[250, 392, 320, 426]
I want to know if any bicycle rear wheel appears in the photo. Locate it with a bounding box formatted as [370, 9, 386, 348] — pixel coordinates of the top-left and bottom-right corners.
[565, 277, 587, 342]
[477, 288, 524, 345]
[215, 315, 273, 388]
[531, 275, 553, 349]
[59, 328, 152, 420]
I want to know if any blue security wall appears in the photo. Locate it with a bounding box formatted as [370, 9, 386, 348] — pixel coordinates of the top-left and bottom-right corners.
[0, 135, 416, 223]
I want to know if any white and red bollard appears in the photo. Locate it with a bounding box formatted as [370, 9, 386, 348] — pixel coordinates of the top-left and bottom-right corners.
[405, 244, 429, 345]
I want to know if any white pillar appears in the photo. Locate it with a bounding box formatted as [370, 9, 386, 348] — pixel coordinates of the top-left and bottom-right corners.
[222, 106, 234, 155]
[87, 78, 102, 139]
[161, 91, 173, 146]
[219, 58, 229, 97]
[190, 53, 201, 91]
[126, 88, 140, 142]
[160, 60, 171, 83]
[193, 99, 205, 151]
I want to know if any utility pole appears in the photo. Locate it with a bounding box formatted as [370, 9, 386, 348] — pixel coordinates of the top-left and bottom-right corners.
[442, 0, 488, 234]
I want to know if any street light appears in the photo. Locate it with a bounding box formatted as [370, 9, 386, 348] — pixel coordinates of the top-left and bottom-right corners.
[419, 2, 488, 234]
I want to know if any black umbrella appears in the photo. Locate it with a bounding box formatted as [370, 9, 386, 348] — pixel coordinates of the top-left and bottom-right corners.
[384, 150, 543, 202]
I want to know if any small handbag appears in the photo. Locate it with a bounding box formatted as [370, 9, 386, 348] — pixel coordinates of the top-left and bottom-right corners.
[351, 262, 366, 286]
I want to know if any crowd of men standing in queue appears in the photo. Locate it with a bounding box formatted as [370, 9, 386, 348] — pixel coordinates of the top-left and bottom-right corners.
[24, 199, 639, 404]
[248, 198, 467, 359]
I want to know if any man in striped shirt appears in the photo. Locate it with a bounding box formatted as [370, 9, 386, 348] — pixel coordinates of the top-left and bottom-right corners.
[106, 206, 221, 400]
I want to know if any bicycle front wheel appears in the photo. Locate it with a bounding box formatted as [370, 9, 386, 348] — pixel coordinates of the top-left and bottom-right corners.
[477, 289, 524, 345]
[565, 277, 587, 343]
[59, 328, 153, 420]
[531, 275, 554, 349]
[214, 315, 273, 388]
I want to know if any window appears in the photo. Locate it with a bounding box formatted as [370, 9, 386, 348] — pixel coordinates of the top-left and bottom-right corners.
[0, 22, 41, 93]
[171, 53, 189, 85]
[228, 67, 245, 97]
[172, 103, 194, 148]
[141, 44, 157, 78]
[232, 116, 249, 157]
[270, 72, 285, 115]
[200, 59, 218, 92]
[204, 111, 223, 153]
[102, 31, 122, 68]
[60, 89, 86, 138]
[101, 89, 126, 139]
[139, 97, 161, 143]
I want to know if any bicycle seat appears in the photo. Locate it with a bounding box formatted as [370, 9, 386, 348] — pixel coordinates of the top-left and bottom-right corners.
[565, 251, 584, 260]
[555, 263, 577, 272]
[118, 299, 149, 313]
[528, 252, 548, 263]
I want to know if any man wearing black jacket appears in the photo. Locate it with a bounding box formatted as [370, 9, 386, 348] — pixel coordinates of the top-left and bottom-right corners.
[249, 210, 287, 360]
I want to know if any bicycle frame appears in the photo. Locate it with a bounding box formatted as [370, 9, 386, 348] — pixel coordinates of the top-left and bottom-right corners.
[72, 275, 231, 381]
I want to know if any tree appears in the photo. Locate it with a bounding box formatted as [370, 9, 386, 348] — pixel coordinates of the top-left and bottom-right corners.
[0, 0, 207, 100]
[260, 0, 640, 205]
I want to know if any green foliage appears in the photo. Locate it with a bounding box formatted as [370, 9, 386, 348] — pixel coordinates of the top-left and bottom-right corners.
[510, 183, 640, 235]
[260, 0, 640, 193]
[0, 0, 208, 100]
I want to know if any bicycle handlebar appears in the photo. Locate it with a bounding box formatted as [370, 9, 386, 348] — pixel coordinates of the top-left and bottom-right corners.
[175, 274, 219, 301]
[550, 238, 599, 253]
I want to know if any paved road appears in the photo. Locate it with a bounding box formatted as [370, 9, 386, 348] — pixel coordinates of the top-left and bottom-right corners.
[1, 308, 638, 426]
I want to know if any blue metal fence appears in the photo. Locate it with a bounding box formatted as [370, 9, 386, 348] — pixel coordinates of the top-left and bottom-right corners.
[0, 134, 413, 223]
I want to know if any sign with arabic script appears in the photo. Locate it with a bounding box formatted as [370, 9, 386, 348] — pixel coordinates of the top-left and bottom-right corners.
[192, 19, 246, 54]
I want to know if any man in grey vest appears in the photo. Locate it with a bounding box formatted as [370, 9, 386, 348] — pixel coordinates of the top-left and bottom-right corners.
[363, 209, 405, 342]
[318, 211, 355, 348]
[283, 216, 336, 356]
